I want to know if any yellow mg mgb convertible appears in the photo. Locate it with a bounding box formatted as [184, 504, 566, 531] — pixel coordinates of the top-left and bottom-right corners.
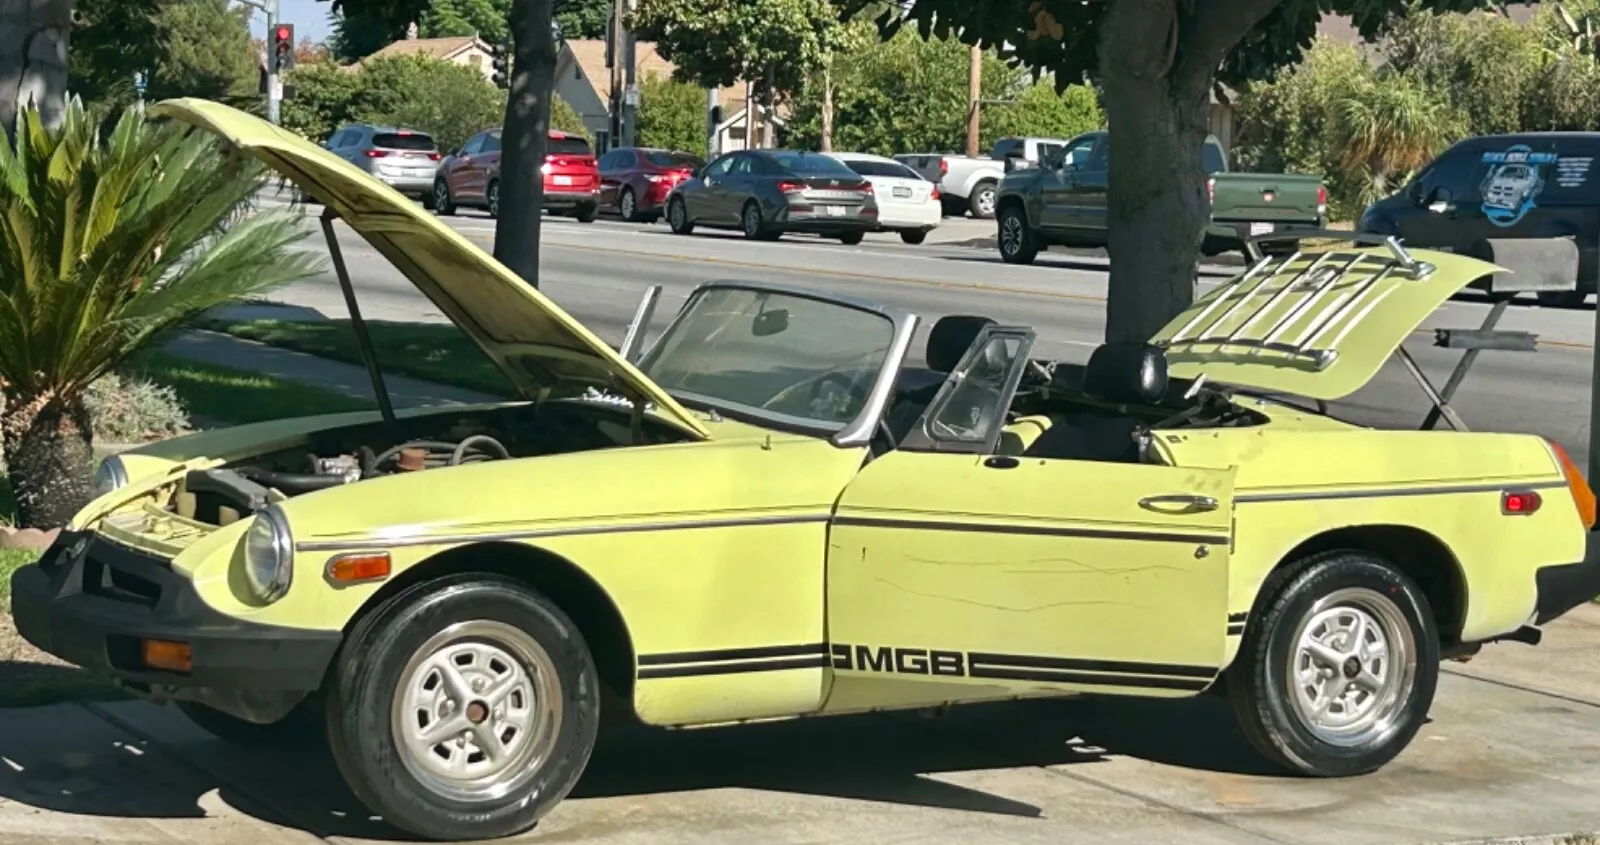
[13, 99, 1600, 841]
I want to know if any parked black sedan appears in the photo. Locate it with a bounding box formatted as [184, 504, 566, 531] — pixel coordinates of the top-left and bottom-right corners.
[664, 149, 880, 244]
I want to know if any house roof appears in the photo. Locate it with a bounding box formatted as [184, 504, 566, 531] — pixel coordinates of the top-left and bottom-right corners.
[358, 36, 489, 65]
[557, 38, 756, 115]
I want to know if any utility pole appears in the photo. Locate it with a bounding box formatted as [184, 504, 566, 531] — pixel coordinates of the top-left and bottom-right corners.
[706, 87, 720, 160]
[965, 42, 981, 157]
[240, 0, 282, 123]
[621, 0, 638, 148]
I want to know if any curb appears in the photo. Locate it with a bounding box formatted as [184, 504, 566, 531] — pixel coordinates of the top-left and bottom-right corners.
[1426, 834, 1599, 845]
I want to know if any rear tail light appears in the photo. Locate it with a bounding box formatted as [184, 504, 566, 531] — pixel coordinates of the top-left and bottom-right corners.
[859, 182, 873, 194]
[1548, 439, 1596, 529]
[778, 181, 805, 193]
[1317, 183, 1328, 217]
[428, 152, 442, 161]
[939, 158, 949, 176]
[364, 149, 389, 158]
[931, 186, 941, 200]
[1207, 177, 1215, 204]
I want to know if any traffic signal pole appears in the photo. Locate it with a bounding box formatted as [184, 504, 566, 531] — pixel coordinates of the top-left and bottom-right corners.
[265, 0, 280, 123]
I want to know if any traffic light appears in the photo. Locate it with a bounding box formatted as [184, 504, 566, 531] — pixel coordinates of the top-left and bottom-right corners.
[491, 42, 509, 89]
[272, 23, 295, 73]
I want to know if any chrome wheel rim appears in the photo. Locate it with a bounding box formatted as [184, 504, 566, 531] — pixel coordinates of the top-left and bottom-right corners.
[1000, 214, 1023, 255]
[435, 182, 448, 208]
[743, 204, 760, 236]
[621, 190, 635, 219]
[488, 184, 499, 216]
[669, 200, 684, 229]
[1287, 587, 1417, 748]
[977, 188, 996, 216]
[392, 620, 563, 803]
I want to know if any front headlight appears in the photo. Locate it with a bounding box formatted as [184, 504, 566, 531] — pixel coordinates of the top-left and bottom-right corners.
[92, 456, 129, 498]
[244, 506, 293, 603]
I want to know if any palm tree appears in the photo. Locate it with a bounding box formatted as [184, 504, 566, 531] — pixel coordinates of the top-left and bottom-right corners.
[0, 96, 322, 528]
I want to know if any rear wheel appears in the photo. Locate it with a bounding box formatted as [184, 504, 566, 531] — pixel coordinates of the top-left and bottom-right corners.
[997, 204, 1039, 265]
[486, 180, 501, 219]
[838, 231, 865, 246]
[900, 230, 928, 245]
[325, 574, 600, 841]
[575, 201, 599, 223]
[968, 180, 998, 219]
[741, 200, 772, 240]
[667, 196, 694, 235]
[1227, 550, 1438, 777]
[433, 179, 456, 216]
[619, 188, 640, 222]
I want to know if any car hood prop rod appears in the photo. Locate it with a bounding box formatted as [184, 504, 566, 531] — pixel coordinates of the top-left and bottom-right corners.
[321, 208, 398, 429]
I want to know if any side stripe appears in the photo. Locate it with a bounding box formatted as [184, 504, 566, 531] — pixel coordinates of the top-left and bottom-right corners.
[636, 643, 829, 679]
[832, 515, 1227, 546]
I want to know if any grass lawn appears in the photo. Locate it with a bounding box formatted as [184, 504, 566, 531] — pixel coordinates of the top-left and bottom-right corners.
[204, 318, 517, 398]
[125, 349, 376, 424]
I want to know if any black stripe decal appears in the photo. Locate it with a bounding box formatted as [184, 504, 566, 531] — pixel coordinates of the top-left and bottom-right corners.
[638, 655, 828, 679]
[638, 643, 827, 666]
[1236, 480, 1567, 504]
[968, 665, 1210, 691]
[967, 652, 1216, 679]
[833, 516, 1226, 546]
[1227, 624, 1245, 636]
[1228, 612, 1248, 623]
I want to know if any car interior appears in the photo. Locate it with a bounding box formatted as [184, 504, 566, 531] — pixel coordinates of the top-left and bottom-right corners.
[880, 314, 1269, 464]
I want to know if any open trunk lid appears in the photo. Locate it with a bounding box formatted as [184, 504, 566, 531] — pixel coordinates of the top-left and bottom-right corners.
[151, 97, 709, 439]
[1148, 245, 1504, 401]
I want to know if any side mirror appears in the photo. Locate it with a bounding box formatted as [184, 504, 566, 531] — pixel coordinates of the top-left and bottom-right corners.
[752, 308, 790, 337]
[1425, 187, 1453, 214]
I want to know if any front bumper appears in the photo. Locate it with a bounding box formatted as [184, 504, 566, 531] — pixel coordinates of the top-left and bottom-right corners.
[9, 530, 342, 693]
[1533, 529, 1600, 625]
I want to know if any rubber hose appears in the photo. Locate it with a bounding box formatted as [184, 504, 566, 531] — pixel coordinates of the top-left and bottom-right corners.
[451, 435, 510, 466]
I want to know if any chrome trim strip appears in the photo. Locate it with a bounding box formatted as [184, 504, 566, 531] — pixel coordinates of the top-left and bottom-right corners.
[832, 515, 1228, 546]
[1236, 480, 1568, 504]
[831, 307, 921, 448]
[295, 512, 832, 553]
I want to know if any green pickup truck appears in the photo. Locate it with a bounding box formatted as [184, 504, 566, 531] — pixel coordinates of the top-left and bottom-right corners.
[994, 130, 1327, 264]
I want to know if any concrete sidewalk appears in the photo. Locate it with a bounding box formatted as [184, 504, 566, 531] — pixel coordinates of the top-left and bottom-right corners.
[3, 605, 1600, 844]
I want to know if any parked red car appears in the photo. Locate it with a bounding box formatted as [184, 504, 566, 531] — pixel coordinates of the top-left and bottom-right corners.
[598, 146, 704, 222]
[432, 128, 600, 222]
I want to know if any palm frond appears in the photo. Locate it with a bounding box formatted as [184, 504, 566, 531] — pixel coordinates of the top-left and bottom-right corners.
[0, 99, 327, 398]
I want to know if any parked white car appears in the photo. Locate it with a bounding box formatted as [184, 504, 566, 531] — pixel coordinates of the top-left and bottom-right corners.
[824, 152, 943, 244]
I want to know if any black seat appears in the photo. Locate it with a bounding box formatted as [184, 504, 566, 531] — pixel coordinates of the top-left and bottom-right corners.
[884, 314, 997, 444]
[1021, 342, 1169, 463]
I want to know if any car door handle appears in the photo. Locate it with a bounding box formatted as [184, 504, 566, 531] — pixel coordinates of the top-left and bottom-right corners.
[1138, 494, 1219, 513]
[984, 456, 1020, 469]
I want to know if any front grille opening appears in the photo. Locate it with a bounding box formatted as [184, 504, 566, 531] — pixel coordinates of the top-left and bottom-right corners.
[83, 559, 161, 608]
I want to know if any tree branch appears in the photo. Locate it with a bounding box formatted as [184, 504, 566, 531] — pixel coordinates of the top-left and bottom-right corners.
[1173, 0, 1280, 94]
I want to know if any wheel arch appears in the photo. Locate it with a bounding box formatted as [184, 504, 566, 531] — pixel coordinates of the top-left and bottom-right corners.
[1267, 524, 1467, 647]
[344, 541, 638, 706]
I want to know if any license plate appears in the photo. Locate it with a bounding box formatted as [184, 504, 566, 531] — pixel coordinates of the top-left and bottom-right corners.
[892, 186, 912, 198]
[553, 175, 573, 186]
[824, 205, 846, 217]
[1249, 222, 1275, 236]
[408, 168, 429, 177]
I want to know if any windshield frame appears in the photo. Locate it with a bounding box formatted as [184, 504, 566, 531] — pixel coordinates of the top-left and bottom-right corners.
[636, 281, 918, 446]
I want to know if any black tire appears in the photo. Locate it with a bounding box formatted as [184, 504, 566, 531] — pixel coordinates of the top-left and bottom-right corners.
[486, 180, 501, 219]
[667, 196, 694, 235]
[176, 697, 323, 747]
[575, 201, 599, 223]
[432, 180, 456, 216]
[997, 204, 1039, 265]
[619, 187, 640, 222]
[1537, 289, 1588, 308]
[838, 230, 865, 246]
[968, 180, 998, 219]
[900, 230, 928, 245]
[740, 200, 771, 240]
[324, 574, 600, 841]
[1226, 550, 1439, 778]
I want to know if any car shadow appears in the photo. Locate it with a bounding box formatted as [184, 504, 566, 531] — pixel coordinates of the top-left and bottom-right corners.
[0, 693, 1284, 842]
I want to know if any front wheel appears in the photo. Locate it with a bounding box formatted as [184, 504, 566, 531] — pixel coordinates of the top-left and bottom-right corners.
[575, 201, 599, 223]
[485, 180, 501, 219]
[1227, 550, 1439, 778]
[997, 205, 1039, 265]
[619, 188, 640, 222]
[667, 196, 694, 235]
[838, 231, 865, 246]
[433, 180, 456, 216]
[324, 574, 600, 841]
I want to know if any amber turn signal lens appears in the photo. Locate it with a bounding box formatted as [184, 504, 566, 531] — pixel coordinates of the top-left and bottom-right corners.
[1548, 440, 1597, 530]
[142, 639, 192, 673]
[327, 552, 391, 583]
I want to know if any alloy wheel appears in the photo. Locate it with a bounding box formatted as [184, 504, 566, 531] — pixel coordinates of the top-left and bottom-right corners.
[1001, 214, 1024, 256]
[621, 190, 636, 221]
[977, 188, 997, 217]
[743, 203, 762, 237]
[488, 183, 500, 218]
[1286, 587, 1418, 748]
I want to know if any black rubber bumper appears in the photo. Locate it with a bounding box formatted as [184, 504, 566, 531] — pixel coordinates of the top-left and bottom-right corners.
[1534, 529, 1600, 625]
[9, 529, 342, 692]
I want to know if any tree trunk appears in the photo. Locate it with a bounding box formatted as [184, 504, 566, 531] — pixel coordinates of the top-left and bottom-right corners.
[495, 0, 558, 288]
[0, 0, 71, 137]
[1097, 3, 1211, 344]
[819, 61, 833, 152]
[2, 390, 94, 530]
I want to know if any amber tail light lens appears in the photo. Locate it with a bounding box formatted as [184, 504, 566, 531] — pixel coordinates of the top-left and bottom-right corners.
[1548, 439, 1596, 530]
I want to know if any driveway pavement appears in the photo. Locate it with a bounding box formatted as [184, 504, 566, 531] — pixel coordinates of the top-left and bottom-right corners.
[2, 605, 1599, 845]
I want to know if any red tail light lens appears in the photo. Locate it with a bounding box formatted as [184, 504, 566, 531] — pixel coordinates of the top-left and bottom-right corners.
[931, 186, 941, 200]
[364, 149, 389, 158]
[1207, 177, 1215, 203]
[939, 158, 948, 176]
[778, 181, 805, 193]
[1317, 183, 1328, 216]
[428, 152, 442, 161]
[859, 182, 873, 194]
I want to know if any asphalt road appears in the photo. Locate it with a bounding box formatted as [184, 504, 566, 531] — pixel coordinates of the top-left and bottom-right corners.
[256, 204, 1600, 464]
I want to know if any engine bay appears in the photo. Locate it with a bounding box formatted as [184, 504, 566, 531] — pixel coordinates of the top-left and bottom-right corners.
[171, 401, 685, 526]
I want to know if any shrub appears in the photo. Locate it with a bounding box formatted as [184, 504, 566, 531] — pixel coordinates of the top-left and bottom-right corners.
[637, 72, 708, 155]
[84, 374, 192, 443]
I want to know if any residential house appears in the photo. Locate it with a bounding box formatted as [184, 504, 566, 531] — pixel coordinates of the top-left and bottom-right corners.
[554, 38, 784, 153]
[354, 34, 498, 84]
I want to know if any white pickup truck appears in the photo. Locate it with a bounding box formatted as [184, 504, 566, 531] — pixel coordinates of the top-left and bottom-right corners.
[896, 136, 1070, 219]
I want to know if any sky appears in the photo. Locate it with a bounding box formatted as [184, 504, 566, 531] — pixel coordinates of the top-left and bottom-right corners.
[241, 0, 337, 43]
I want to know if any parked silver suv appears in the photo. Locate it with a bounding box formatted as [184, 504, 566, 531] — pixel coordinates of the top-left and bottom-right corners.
[324, 123, 441, 202]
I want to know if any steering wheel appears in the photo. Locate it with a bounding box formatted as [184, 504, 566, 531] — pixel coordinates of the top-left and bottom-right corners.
[761, 372, 867, 418]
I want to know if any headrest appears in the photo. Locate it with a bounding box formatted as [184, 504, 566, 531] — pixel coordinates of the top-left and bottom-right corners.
[926, 315, 997, 373]
[1083, 342, 1169, 405]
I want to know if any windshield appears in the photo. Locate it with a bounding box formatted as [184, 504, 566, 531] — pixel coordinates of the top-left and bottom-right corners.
[768, 151, 859, 177]
[645, 151, 703, 170]
[843, 158, 922, 179]
[638, 287, 895, 432]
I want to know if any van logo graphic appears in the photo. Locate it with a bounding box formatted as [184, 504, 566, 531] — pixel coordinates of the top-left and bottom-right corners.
[1480, 145, 1557, 228]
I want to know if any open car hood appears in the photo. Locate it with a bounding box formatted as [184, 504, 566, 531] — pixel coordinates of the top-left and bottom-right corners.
[1148, 246, 1505, 401]
[150, 98, 709, 439]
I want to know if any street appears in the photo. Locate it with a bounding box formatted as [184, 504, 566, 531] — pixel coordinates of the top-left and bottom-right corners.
[268, 204, 1599, 461]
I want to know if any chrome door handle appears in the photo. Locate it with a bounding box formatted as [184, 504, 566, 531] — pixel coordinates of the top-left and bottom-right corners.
[1139, 494, 1220, 513]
